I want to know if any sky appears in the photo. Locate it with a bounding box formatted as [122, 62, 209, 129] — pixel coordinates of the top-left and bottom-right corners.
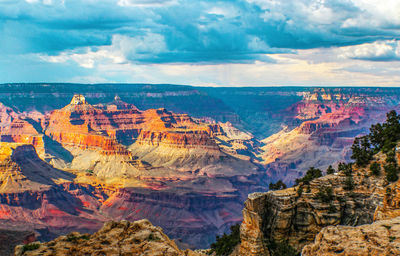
[0, 0, 400, 86]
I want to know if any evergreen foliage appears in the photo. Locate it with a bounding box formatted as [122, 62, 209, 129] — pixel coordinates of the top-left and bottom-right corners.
[370, 162, 381, 176]
[268, 240, 299, 256]
[316, 186, 334, 203]
[352, 110, 400, 166]
[338, 162, 353, 176]
[269, 180, 287, 190]
[22, 244, 40, 253]
[344, 176, 355, 190]
[326, 165, 335, 175]
[295, 167, 322, 185]
[210, 224, 240, 256]
[384, 163, 399, 182]
[296, 185, 303, 196]
[351, 136, 373, 166]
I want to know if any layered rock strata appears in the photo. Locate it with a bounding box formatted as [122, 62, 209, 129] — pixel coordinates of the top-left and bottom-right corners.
[302, 216, 400, 256]
[15, 219, 203, 256]
[238, 163, 389, 255]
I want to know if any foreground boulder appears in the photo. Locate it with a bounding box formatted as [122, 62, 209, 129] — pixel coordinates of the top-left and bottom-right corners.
[302, 216, 400, 256]
[15, 219, 203, 256]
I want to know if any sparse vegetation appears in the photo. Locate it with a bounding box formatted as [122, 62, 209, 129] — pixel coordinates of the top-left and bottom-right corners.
[268, 240, 299, 256]
[351, 110, 400, 167]
[351, 136, 373, 167]
[66, 234, 90, 243]
[21, 243, 40, 253]
[269, 180, 287, 190]
[338, 162, 353, 176]
[384, 163, 399, 182]
[328, 203, 336, 213]
[326, 165, 335, 175]
[147, 233, 161, 241]
[295, 167, 322, 185]
[209, 224, 240, 256]
[296, 186, 303, 196]
[316, 186, 334, 203]
[370, 162, 381, 176]
[344, 176, 354, 190]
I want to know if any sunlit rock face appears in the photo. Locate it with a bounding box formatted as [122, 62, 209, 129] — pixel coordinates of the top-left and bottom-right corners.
[259, 88, 400, 185]
[0, 94, 264, 250]
[2, 85, 400, 251]
[302, 216, 400, 256]
[15, 220, 204, 256]
[237, 148, 400, 256]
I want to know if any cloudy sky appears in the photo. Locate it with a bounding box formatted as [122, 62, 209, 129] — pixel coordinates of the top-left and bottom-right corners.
[0, 0, 400, 86]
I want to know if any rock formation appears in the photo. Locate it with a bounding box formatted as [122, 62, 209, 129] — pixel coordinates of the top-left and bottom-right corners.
[238, 150, 400, 255]
[0, 95, 263, 250]
[2, 86, 400, 253]
[260, 90, 400, 185]
[302, 216, 400, 256]
[15, 219, 204, 256]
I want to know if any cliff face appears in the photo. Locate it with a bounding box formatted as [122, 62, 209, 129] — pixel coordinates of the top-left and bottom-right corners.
[0, 96, 263, 250]
[15, 219, 204, 256]
[302, 216, 400, 256]
[238, 161, 391, 255]
[260, 93, 399, 185]
[0, 142, 73, 193]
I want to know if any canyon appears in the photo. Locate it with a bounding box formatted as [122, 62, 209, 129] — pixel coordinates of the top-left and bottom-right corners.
[2, 84, 400, 254]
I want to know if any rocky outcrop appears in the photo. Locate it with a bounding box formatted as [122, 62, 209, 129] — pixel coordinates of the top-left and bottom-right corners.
[238, 164, 389, 255]
[302, 216, 400, 256]
[15, 219, 203, 256]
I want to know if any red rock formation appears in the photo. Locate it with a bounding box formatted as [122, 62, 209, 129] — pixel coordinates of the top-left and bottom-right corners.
[43, 95, 222, 155]
[0, 119, 45, 155]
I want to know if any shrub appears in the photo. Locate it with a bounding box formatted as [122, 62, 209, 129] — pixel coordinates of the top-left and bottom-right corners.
[349, 110, 400, 168]
[328, 203, 336, 213]
[147, 233, 160, 241]
[384, 163, 399, 182]
[268, 240, 299, 256]
[22, 243, 40, 253]
[369, 110, 400, 153]
[370, 162, 381, 176]
[386, 150, 397, 163]
[316, 186, 334, 203]
[269, 180, 287, 190]
[344, 176, 354, 190]
[210, 224, 240, 256]
[351, 136, 373, 167]
[295, 167, 322, 185]
[66, 234, 90, 242]
[326, 165, 335, 175]
[338, 162, 353, 176]
[296, 186, 303, 197]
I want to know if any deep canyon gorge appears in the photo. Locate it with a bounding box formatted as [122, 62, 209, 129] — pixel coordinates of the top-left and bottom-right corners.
[2, 84, 400, 255]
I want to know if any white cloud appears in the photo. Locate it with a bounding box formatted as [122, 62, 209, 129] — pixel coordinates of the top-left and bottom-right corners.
[340, 40, 400, 61]
[39, 32, 168, 69]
